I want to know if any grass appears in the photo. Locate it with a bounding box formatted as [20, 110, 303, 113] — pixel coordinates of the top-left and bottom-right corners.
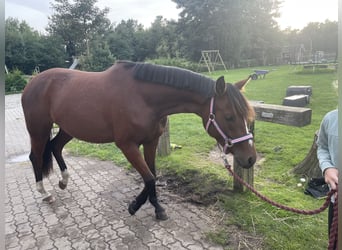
[66, 65, 338, 249]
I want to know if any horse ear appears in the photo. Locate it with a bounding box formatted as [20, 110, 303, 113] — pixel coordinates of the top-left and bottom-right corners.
[234, 75, 252, 92]
[214, 76, 227, 96]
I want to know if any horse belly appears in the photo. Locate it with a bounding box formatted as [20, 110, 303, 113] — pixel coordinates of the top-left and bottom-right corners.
[56, 115, 115, 143]
[52, 100, 116, 144]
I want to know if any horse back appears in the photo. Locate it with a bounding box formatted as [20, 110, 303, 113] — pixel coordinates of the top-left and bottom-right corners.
[21, 65, 156, 143]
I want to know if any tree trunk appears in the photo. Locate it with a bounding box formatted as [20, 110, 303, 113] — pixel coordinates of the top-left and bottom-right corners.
[157, 118, 171, 156]
[292, 131, 322, 178]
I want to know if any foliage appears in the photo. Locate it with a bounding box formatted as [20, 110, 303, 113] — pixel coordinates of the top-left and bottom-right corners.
[300, 21, 338, 54]
[80, 38, 115, 71]
[282, 20, 338, 63]
[35, 35, 69, 71]
[107, 19, 145, 61]
[147, 57, 199, 71]
[47, 0, 111, 61]
[5, 1, 338, 74]
[5, 69, 27, 93]
[66, 66, 337, 249]
[147, 17, 180, 59]
[173, 0, 282, 66]
[5, 18, 40, 74]
[5, 18, 67, 74]
[104, 16, 180, 62]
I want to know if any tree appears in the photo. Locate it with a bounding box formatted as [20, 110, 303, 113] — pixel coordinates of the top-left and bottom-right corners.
[5, 18, 40, 74]
[172, 0, 281, 67]
[107, 19, 145, 61]
[5, 17, 68, 73]
[81, 37, 115, 71]
[38, 35, 68, 71]
[241, 0, 282, 66]
[281, 20, 338, 63]
[47, 0, 111, 62]
[148, 16, 180, 59]
[174, 0, 219, 61]
[300, 21, 338, 54]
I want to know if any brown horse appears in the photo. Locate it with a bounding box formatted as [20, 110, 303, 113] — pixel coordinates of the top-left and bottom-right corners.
[21, 61, 256, 220]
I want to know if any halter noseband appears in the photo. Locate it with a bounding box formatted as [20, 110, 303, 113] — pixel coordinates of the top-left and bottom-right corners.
[205, 97, 253, 153]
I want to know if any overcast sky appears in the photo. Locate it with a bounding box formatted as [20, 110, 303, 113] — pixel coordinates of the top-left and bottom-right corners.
[5, 0, 338, 33]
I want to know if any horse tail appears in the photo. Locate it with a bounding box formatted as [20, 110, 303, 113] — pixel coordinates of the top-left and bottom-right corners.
[42, 139, 53, 177]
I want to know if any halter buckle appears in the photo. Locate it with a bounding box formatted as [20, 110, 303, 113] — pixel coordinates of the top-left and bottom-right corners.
[226, 139, 234, 148]
[208, 113, 215, 121]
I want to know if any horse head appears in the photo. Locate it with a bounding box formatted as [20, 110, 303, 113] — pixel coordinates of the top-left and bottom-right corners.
[203, 75, 256, 168]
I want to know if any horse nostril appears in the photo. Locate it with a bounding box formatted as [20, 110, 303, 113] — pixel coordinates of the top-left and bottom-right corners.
[248, 156, 255, 166]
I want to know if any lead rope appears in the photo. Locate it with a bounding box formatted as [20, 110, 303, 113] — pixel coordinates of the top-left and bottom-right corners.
[222, 156, 338, 249]
[328, 196, 338, 250]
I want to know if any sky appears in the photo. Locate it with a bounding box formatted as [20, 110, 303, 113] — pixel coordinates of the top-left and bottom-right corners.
[5, 0, 338, 33]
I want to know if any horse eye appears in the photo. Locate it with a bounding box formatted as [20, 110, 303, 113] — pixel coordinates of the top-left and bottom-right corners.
[225, 115, 235, 122]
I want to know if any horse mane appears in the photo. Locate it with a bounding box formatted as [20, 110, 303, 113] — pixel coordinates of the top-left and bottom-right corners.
[226, 83, 255, 123]
[118, 61, 254, 122]
[120, 61, 215, 98]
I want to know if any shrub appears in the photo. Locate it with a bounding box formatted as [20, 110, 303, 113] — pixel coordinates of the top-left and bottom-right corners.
[5, 69, 27, 93]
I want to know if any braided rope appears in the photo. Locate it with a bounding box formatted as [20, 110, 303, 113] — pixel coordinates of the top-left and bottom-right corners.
[223, 159, 334, 215]
[328, 196, 338, 250]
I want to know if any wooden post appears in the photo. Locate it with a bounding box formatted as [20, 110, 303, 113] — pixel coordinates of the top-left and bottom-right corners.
[233, 160, 254, 192]
[233, 121, 254, 192]
[157, 117, 171, 156]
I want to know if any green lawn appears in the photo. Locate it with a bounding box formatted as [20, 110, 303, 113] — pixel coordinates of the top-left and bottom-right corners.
[67, 65, 338, 249]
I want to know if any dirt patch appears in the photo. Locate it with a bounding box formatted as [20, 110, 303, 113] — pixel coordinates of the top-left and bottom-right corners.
[156, 147, 265, 249]
[158, 146, 264, 206]
[161, 175, 234, 206]
[156, 172, 264, 249]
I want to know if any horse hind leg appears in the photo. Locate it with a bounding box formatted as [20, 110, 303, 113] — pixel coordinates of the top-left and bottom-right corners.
[51, 128, 73, 190]
[29, 132, 55, 203]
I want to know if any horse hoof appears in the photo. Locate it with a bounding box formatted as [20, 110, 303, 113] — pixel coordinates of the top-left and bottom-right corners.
[128, 201, 137, 215]
[58, 181, 67, 190]
[43, 195, 55, 204]
[156, 210, 168, 221]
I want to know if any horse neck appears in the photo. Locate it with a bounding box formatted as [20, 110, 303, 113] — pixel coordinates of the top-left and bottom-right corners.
[150, 88, 209, 118]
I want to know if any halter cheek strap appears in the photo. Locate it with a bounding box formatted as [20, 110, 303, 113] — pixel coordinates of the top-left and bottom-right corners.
[205, 97, 253, 153]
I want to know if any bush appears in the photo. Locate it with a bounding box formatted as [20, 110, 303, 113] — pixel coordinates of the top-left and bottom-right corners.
[5, 69, 27, 93]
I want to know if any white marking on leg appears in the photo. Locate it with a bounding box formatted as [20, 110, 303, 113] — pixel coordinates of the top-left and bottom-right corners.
[36, 181, 53, 201]
[61, 169, 69, 186]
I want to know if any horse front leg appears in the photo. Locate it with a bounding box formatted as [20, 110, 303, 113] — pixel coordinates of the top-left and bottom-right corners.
[128, 180, 167, 220]
[128, 185, 149, 215]
[146, 179, 168, 220]
[118, 142, 167, 220]
[143, 139, 168, 220]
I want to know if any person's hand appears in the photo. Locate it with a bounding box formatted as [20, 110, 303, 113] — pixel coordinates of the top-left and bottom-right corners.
[324, 167, 338, 198]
